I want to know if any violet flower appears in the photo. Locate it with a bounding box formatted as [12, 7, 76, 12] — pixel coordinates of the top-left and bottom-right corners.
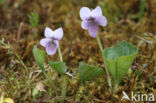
[80, 6, 107, 38]
[40, 27, 63, 55]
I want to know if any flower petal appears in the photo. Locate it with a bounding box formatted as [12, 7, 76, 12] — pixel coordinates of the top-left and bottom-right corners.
[80, 7, 91, 20]
[40, 38, 51, 47]
[81, 20, 89, 30]
[45, 40, 58, 55]
[96, 16, 107, 27]
[91, 6, 102, 17]
[88, 24, 98, 38]
[53, 27, 63, 40]
[44, 27, 53, 38]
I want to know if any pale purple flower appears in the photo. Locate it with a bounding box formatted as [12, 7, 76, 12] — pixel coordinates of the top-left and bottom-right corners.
[40, 27, 63, 55]
[80, 6, 107, 38]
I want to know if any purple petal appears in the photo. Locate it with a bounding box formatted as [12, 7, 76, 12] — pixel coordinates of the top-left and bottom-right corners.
[88, 24, 98, 38]
[40, 38, 51, 47]
[80, 7, 91, 20]
[53, 27, 63, 40]
[91, 6, 102, 17]
[96, 16, 107, 27]
[81, 20, 89, 30]
[45, 40, 58, 55]
[44, 27, 53, 38]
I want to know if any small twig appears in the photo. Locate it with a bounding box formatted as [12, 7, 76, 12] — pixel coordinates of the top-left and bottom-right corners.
[52, 96, 70, 102]
[66, 72, 76, 78]
[93, 98, 106, 103]
[17, 22, 24, 42]
[30, 70, 42, 82]
[134, 35, 152, 45]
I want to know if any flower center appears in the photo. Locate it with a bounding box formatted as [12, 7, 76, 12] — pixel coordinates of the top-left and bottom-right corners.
[88, 17, 95, 23]
[87, 17, 97, 27]
[51, 39, 56, 45]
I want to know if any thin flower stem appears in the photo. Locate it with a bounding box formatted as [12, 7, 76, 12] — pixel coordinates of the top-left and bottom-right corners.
[96, 34, 112, 92]
[58, 45, 63, 62]
[96, 34, 103, 52]
[61, 74, 66, 97]
[13, 50, 28, 74]
[104, 61, 112, 92]
[58, 44, 66, 98]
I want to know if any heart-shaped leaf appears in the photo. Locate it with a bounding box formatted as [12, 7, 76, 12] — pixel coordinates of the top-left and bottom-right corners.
[102, 41, 138, 86]
[49, 61, 67, 74]
[79, 62, 104, 81]
[33, 45, 45, 70]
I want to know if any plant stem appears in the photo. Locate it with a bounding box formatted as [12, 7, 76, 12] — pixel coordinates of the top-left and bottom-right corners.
[14, 50, 28, 74]
[58, 44, 66, 98]
[58, 45, 63, 62]
[32, 28, 38, 40]
[61, 74, 66, 97]
[96, 34, 112, 92]
[96, 34, 103, 52]
[139, 0, 146, 22]
[104, 61, 112, 92]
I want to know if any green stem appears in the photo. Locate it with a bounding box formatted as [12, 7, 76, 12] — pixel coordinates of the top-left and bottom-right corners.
[104, 61, 112, 92]
[96, 34, 112, 92]
[14, 50, 28, 74]
[96, 34, 103, 52]
[58, 44, 66, 98]
[139, 0, 146, 22]
[33, 28, 37, 40]
[61, 74, 67, 97]
[58, 45, 63, 62]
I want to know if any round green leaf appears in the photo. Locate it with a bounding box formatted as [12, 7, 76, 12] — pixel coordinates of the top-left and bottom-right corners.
[102, 41, 138, 85]
[49, 61, 67, 75]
